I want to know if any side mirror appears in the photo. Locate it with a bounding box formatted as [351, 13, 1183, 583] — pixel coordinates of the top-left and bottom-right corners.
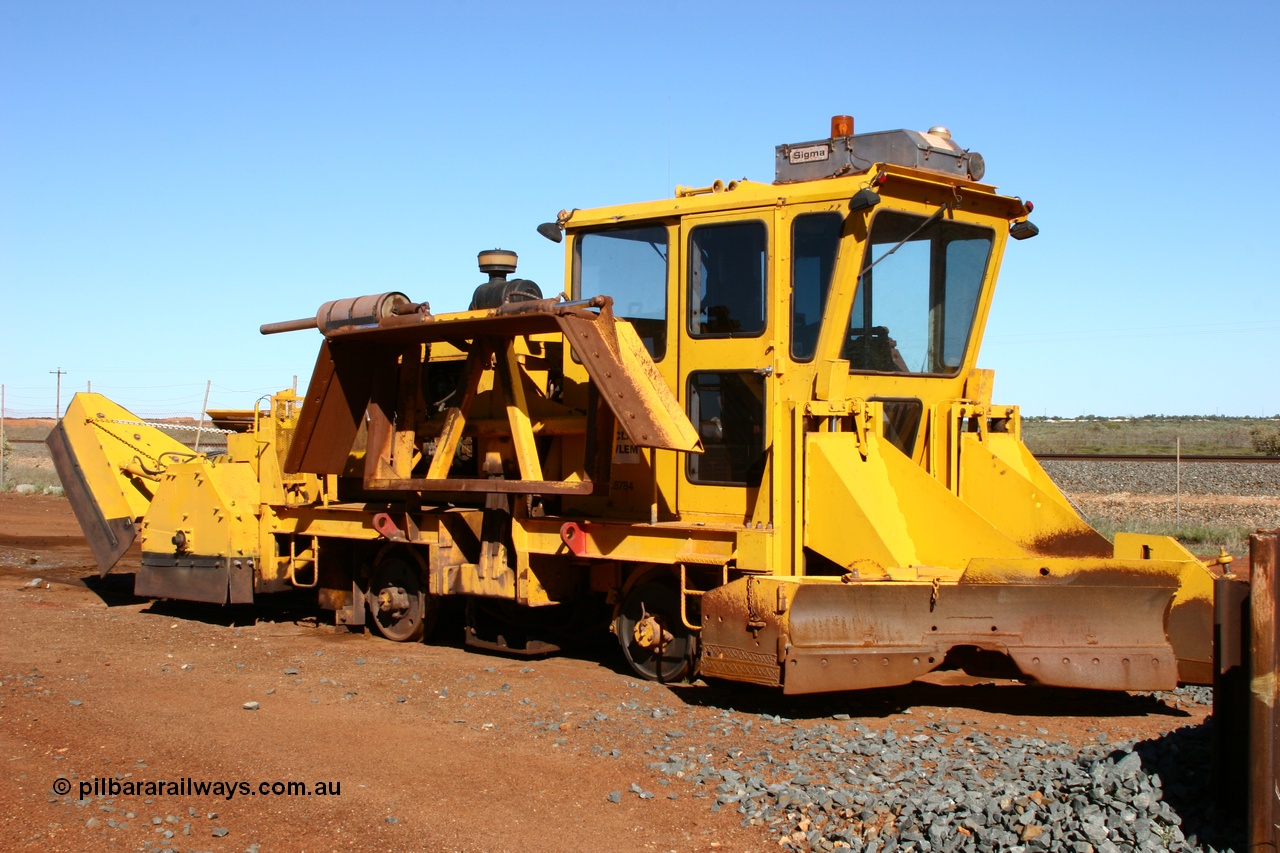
[1009, 220, 1039, 240]
[849, 189, 881, 213]
[537, 222, 563, 244]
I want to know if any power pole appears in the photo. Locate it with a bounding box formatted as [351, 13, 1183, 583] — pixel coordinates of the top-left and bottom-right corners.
[50, 368, 67, 417]
[194, 380, 211, 452]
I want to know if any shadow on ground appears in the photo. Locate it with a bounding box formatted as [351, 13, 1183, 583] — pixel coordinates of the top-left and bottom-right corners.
[67, 577, 1202, 730]
[666, 679, 1194, 722]
[1127, 719, 1246, 851]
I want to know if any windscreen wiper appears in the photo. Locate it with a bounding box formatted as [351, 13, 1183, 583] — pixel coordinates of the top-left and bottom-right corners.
[857, 204, 949, 281]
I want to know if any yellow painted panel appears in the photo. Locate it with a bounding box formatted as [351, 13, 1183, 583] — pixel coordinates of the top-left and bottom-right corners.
[960, 556, 1182, 586]
[1113, 531, 1216, 682]
[56, 393, 194, 522]
[805, 432, 1026, 573]
[141, 459, 260, 559]
[958, 432, 1112, 556]
[1112, 532, 1214, 616]
[1113, 532, 1199, 563]
[734, 527, 772, 572]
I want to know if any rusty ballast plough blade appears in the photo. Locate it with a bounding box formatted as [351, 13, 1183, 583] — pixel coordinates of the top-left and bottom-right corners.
[699, 559, 1184, 694]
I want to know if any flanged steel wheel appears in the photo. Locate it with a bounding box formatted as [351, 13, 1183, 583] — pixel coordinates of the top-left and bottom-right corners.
[368, 556, 435, 642]
[617, 581, 694, 683]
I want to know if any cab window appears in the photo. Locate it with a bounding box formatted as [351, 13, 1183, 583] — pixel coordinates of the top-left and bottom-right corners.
[872, 397, 924, 457]
[686, 371, 766, 486]
[576, 225, 669, 359]
[843, 211, 992, 375]
[688, 221, 767, 338]
[790, 213, 843, 361]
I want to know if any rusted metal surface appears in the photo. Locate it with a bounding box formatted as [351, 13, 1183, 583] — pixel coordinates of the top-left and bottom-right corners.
[259, 315, 321, 336]
[957, 558, 1182, 586]
[1024, 528, 1113, 558]
[699, 641, 783, 687]
[700, 573, 1181, 695]
[1167, 595, 1215, 685]
[362, 347, 402, 483]
[45, 422, 136, 575]
[1111, 533, 1217, 684]
[495, 340, 543, 480]
[792, 581, 1176, 694]
[283, 295, 699, 495]
[495, 294, 608, 316]
[363, 335, 565, 495]
[552, 300, 701, 453]
[1213, 573, 1249, 808]
[329, 308, 562, 341]
[1249, 528, 1280, 852]
[135, 554, 254, 605]
[260, 291, 418, 336]
[584, 385, 614, 494]
[411, 415, 587, 439]
[339, 295, 698, 453]
[463, 627, 560, 656]
[422, 340, 488, 483]
[333, 578, 367, 628]
[284, 339, 394, 475]
[699, 577, 784, 687]
[365, 476, 599, 496]
[477, 491, 515, 596]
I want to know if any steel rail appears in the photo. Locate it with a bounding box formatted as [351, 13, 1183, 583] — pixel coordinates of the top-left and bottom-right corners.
[1036, 453, 1280, 463]
[5, 439, 1279, 462]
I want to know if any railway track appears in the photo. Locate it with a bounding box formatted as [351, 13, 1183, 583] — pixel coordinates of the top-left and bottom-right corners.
[1036, 452, 1280, 463]
[10, 436, 1277, 461]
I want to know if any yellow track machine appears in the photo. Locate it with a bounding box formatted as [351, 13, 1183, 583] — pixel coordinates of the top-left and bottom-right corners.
[50, 116, 1216, 693]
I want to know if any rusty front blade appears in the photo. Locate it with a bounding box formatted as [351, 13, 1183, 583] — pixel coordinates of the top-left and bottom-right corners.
[700, 564, 1182, 695]
[782, 578, 1179, 694]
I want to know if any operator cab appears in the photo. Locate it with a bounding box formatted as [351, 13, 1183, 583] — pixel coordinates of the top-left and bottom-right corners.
[556, 116, 1036, 523]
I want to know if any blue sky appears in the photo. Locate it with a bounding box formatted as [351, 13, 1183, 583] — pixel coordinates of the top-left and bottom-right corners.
[2, 1, 1277, 419]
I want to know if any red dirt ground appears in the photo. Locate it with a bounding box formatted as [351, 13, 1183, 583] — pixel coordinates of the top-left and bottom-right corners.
[0, 494, 1211, 853]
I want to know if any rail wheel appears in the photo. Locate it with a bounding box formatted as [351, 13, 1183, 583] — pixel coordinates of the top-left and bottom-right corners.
[617, 580, 694, 683]
[368, 555, 436, 642]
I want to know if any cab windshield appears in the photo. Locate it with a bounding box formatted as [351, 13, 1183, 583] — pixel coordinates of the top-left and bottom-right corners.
[843, 210, 993, 375]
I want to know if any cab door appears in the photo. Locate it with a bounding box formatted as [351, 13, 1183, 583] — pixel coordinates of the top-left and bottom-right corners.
[571, 222, 681, 519]
[676, 211, 777, 525]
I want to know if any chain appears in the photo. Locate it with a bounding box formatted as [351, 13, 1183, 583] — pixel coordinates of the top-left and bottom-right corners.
[91, 418, 235, 435]
[87, 418, 214, 468]
[87, 419, 164, 466]
[745, 575, 765, 630]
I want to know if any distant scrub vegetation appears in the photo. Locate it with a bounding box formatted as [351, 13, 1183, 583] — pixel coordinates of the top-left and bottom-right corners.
[1021, 415, 1280, 456]
[1252, 425, 1280, 455]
